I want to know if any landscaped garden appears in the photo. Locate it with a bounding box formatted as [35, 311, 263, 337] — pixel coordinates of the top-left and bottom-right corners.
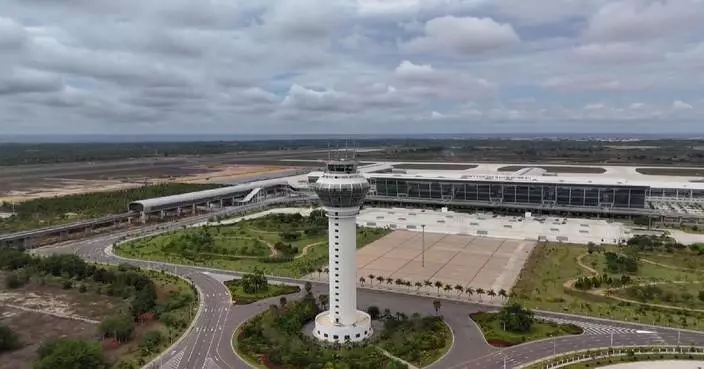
[224, 268, 300, 304]
[511, 235, 704, 330]
[470, 303, 583, 347]
[235, 286, 452, 369]
[115, 209, 390, 277]
[0, 249, 196, 369]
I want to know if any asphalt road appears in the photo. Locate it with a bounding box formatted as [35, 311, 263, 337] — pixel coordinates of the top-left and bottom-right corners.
[33, 205, 704, 369]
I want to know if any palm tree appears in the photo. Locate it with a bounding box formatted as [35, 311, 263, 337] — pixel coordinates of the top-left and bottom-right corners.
[476, 288, 485, 301]
[394, 278, 404, 288]
[376, 276, 384, 285]
[323, 267, 329, 276]
[424, 280, 432, 293]
[316, 268, 323, 279]
[404, 281, 413, 290]
[359, 277, 366, 286]
[385, 277, 393, 287]
[498, 289, 508, 301]
[414, 281, 423, 291]
[443, 284, 453, 295]
[434, 281, 443, 294]
[454, 284, 464, 296]
[465, 287, 474, 300]
[433, 299, 442, 315]
[487, 289, 497, 301]
[368, 274, 375, 282]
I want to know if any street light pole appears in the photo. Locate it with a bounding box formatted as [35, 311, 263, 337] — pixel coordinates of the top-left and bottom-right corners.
[421, 224, 426, 268]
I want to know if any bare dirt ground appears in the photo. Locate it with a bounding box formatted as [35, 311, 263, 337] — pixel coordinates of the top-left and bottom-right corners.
[0, 307, 98, 369]
[0, 164, 291, 204]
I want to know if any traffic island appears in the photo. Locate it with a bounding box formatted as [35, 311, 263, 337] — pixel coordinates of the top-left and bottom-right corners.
[234, 293, 453, 369]
[470, 304, 583, 347]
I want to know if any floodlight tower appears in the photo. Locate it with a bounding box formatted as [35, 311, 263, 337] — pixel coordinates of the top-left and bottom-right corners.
[311, 151, 372, 343]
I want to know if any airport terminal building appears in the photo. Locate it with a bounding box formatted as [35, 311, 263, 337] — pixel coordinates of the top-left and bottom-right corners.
[308, 167, 704, 219]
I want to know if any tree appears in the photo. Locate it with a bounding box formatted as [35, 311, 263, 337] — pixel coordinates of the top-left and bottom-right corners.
[476, 288, 485, 300]
[443, 284, 452, 295]
[359, 277, 366, 285]
[465, 287, 474, 300]
[497, 303, 535, 333]
[487, 289, 497, 301]
[304, 282, 312, 295]
[279, 297, 287, 308]
[317, 268, 323, 279]
[318, 294, 329, 310]
[414, 281, 423, 291]
[432, 300, 442, 315]
[376, 276, 384, 285]
[454, 284, 464, 296]
[34, 338, 107, 369]
[498, 289, 508, 301]
[386, 277, 393, 287]
[367, 306, 380, 320]
[0, 324, 21, 352]
[434, 281, 443, 294]
[139, 331, 163, 355]
[99, 315, 134, 343]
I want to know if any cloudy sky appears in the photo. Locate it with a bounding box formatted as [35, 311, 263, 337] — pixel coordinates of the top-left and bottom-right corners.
[1, 0, 704, 135]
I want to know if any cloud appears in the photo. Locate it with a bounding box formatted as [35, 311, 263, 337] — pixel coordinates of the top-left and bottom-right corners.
[572, 42, 663, 64]
[542, 75, 650, 92]
[673, 100, 693, 110]
[585, 0, 704, 42]
[401, 15, 519, 55]
[1, 0, 704, 134]
[0, 17, 27, 50]
[0, 68, 64, 95]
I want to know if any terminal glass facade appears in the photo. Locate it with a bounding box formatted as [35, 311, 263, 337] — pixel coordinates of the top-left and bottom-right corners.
[370, 178, 648, 209]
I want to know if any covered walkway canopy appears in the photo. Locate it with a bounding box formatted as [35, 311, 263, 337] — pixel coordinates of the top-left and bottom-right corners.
[128, 180, 293, 213]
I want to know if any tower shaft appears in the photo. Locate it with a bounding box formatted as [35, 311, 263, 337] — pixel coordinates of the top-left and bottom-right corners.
[326, 209, 358, 325]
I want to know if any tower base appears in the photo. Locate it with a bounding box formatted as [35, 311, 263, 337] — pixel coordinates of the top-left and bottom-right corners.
[312, 311, 373, 343]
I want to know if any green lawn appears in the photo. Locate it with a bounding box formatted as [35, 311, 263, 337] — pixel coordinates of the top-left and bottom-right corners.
[377, 316, 453, 367]
[224, 279, 300, 305]
[470, 311, 582, 347]
[115, 213, 391, 277]
[511, 243, 704, 330]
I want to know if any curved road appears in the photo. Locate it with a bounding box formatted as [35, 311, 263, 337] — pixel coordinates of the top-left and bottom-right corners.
[33, 205, 704, 369]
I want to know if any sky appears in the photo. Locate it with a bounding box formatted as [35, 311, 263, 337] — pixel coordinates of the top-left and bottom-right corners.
[1, 0, 704, 135]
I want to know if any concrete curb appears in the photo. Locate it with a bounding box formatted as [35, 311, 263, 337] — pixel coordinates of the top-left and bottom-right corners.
[516, 345, 704, 369]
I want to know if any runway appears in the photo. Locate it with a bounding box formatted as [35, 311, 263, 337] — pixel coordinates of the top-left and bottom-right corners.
[32, 202, 704, 369]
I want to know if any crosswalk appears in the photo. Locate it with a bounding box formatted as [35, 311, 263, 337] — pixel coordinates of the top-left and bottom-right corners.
[545, 317, 648, 335]
[159, 351, 184, 369]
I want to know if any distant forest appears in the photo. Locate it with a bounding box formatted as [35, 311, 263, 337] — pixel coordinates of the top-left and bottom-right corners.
[2, 139, 704, 166]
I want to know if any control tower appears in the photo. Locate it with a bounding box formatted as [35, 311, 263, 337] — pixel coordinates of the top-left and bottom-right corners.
[311, 154, 372, 343]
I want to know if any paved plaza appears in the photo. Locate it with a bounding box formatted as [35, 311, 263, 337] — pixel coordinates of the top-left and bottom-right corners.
[356, 230, 535, 291]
